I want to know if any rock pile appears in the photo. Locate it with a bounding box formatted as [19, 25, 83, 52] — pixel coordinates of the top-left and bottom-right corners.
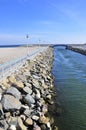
[0, 47, 58, 130]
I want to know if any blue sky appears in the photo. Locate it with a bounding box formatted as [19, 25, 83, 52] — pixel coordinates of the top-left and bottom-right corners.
[0, 0, 86, 45]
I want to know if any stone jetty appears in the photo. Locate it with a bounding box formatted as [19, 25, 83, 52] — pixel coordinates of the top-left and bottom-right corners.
[0, 47, 58, 130]
[66, 44, 86, 55]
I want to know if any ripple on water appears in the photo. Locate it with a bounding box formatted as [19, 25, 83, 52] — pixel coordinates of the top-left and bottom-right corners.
[52, 46, 86, 130]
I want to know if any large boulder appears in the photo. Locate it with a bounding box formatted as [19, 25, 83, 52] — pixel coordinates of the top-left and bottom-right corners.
[23, 87, 32, 95]
[6, 87, 21, 100]
[2, 95, 21, 111]
[24, 94, 35, 106]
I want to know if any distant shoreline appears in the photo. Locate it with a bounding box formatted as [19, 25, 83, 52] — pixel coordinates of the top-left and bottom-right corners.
[66, 45, 86, 55]
[0, 45, 23, 48]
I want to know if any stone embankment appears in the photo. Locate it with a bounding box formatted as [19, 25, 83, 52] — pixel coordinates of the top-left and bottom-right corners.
[66, 45, 86, 55]
[0, 47, 58, 130]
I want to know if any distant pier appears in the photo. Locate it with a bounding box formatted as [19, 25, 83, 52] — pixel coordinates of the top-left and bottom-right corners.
[66, 44, 86, 55]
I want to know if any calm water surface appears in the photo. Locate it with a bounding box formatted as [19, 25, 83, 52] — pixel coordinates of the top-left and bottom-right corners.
[52, 46, 86, 130]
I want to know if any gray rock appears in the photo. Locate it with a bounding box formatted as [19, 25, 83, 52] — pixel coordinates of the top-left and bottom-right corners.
[40, 124, 47, 130]
[24, 108, 32, 117]
[8, 117, 18, 126]
[6, 87, 21, 100]
[23, 87, 32, 95]
[0, 103, 4, 119]
[0, 94, 2, 101]
[0, 88, 3, 101]
[2, 95, 21, 110]
[32, 74, 40, 79]
[0, 120, 9, 130]
[24, 94, 35, 106]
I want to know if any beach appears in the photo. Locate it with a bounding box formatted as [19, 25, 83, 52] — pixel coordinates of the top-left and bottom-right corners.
[0, 46, 40, 64]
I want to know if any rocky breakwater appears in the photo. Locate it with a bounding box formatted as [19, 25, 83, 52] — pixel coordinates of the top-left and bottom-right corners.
[66, 45, 86, 55]
[0, 47, 58, 130]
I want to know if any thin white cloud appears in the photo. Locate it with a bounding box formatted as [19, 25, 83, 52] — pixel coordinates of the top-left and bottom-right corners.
[47, 0, 86, 28]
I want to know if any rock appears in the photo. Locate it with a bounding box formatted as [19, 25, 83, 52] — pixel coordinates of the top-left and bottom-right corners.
[0, 103, 4, 119]
[16, 74, 26, 82]
[6, 87, 21, 100]
[32, 74, 40, 79]
[40, 124, 47, 130]
[49, 117, 54, 125]
[8, 117, 18, 126]
[1, 80, 10, 90]
[41, 104, 48, 114]
[22, 105, 29, 109]
[23, 87, 32, 95]
[35, 89, 41, 100]
[23, 72, 30, 77]
[47, 122, 52, 130]
[15, 80, 24, 89]
[17, 117, 27, 130]
[39, 116, 49, 124]
[2, 95, 21, 110]
[25, 118, 33, 126]
[40, 79, 45, 85]
[32, 115, 39, 121]
[33, 123, 41, 130]
[47, 100, 54, 105]
[42, 69, 47, 75]
[24, 94, 35, 106]
[8, 75, 16, 83]
[0, 94, 2, 101]
[8, 125, 16, 130]
[42, 83, 48, 89]
[24, 108, 33, 117]
[32, 79, 40, 89]
[5, 112, 11, 118]
[25, 82, 32, 88]
[46, 94, 52, 100]
[0, 88, 3, 100]
[20, 115, 26, 121]
[0, 120, 9, 130]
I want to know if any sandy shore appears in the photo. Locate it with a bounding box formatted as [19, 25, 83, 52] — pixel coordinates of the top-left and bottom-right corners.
[0, 46, 40, 64]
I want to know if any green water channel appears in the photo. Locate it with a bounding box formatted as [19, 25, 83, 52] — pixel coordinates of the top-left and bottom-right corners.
[52, 46, 86, 130]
